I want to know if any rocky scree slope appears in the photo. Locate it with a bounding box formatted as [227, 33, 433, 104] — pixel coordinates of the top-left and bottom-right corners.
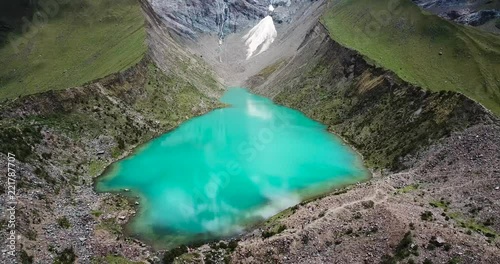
[148, 0, 327, 87]
[253, 23, 496, 171]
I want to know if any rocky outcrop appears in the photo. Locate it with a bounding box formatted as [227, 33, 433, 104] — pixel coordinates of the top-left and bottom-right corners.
[455, 9, 500, 26]
[228, 20, 500, 264]
[140, 0, 224, 98]
[412, 0, 500, 32]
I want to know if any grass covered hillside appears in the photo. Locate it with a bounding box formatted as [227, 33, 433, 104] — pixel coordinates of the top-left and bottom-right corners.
[0, 0, 146, 99]
[322, 0, 500, 115]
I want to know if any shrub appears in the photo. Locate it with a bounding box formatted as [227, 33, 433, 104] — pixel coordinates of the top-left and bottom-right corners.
[228, 240, 238, 251]
[163, 245, 188, 264]
[91, 210, 103, 217]
[421, 211, 433, 221]
[353, 212, 362, 219]
[57, 217, 71, 229]
[483, 217, 494, 226]
[444, 243, 452, 251]
[394, 232, 418, 259]
[25, 229, 37, 241]
[380, 254, 396, 264]
[20, 250, 33, 264]
[262, 224, 286, 239]
[53, 248, 76, 264]
[41, 152, 52, 159]
[376, 232, 419, 264]
[361, 200, 375, 209]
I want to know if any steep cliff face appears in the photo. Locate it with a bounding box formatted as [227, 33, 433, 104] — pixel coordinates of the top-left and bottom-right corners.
[149, 0, 314, 38]
[146, 0, 327, 87]
[140, 0, 224, 98]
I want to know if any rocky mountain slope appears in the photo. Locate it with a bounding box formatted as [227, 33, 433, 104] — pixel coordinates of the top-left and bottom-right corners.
[323, 0, 500, 116]
[0, 57, 221, 263]
[0, 0, 222, 262]
[236, 22, 500, 264]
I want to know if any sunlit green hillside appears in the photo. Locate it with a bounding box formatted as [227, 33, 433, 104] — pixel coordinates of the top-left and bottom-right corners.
[323, 0, 500, 115]
[0, 0, 146, 99]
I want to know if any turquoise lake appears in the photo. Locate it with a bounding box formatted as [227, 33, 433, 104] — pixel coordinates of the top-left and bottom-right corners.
[95, 88, 368, 247]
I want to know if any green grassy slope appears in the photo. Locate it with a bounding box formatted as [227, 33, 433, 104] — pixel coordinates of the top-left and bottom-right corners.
[322, 0, 500, 115]
[0, 0, 146, 99]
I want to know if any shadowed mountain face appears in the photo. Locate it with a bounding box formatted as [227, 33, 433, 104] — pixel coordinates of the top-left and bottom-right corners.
[0, 0, 36, 45]
[412, 0, 500, 32]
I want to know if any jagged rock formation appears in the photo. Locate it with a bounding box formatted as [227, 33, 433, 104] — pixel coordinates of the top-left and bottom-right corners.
[412, 0, 500, 32]
[454, 9, 500, 26]
[149, 0, 313, 38]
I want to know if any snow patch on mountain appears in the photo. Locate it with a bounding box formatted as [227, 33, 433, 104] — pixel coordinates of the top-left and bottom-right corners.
[243, 15, 277, 59]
